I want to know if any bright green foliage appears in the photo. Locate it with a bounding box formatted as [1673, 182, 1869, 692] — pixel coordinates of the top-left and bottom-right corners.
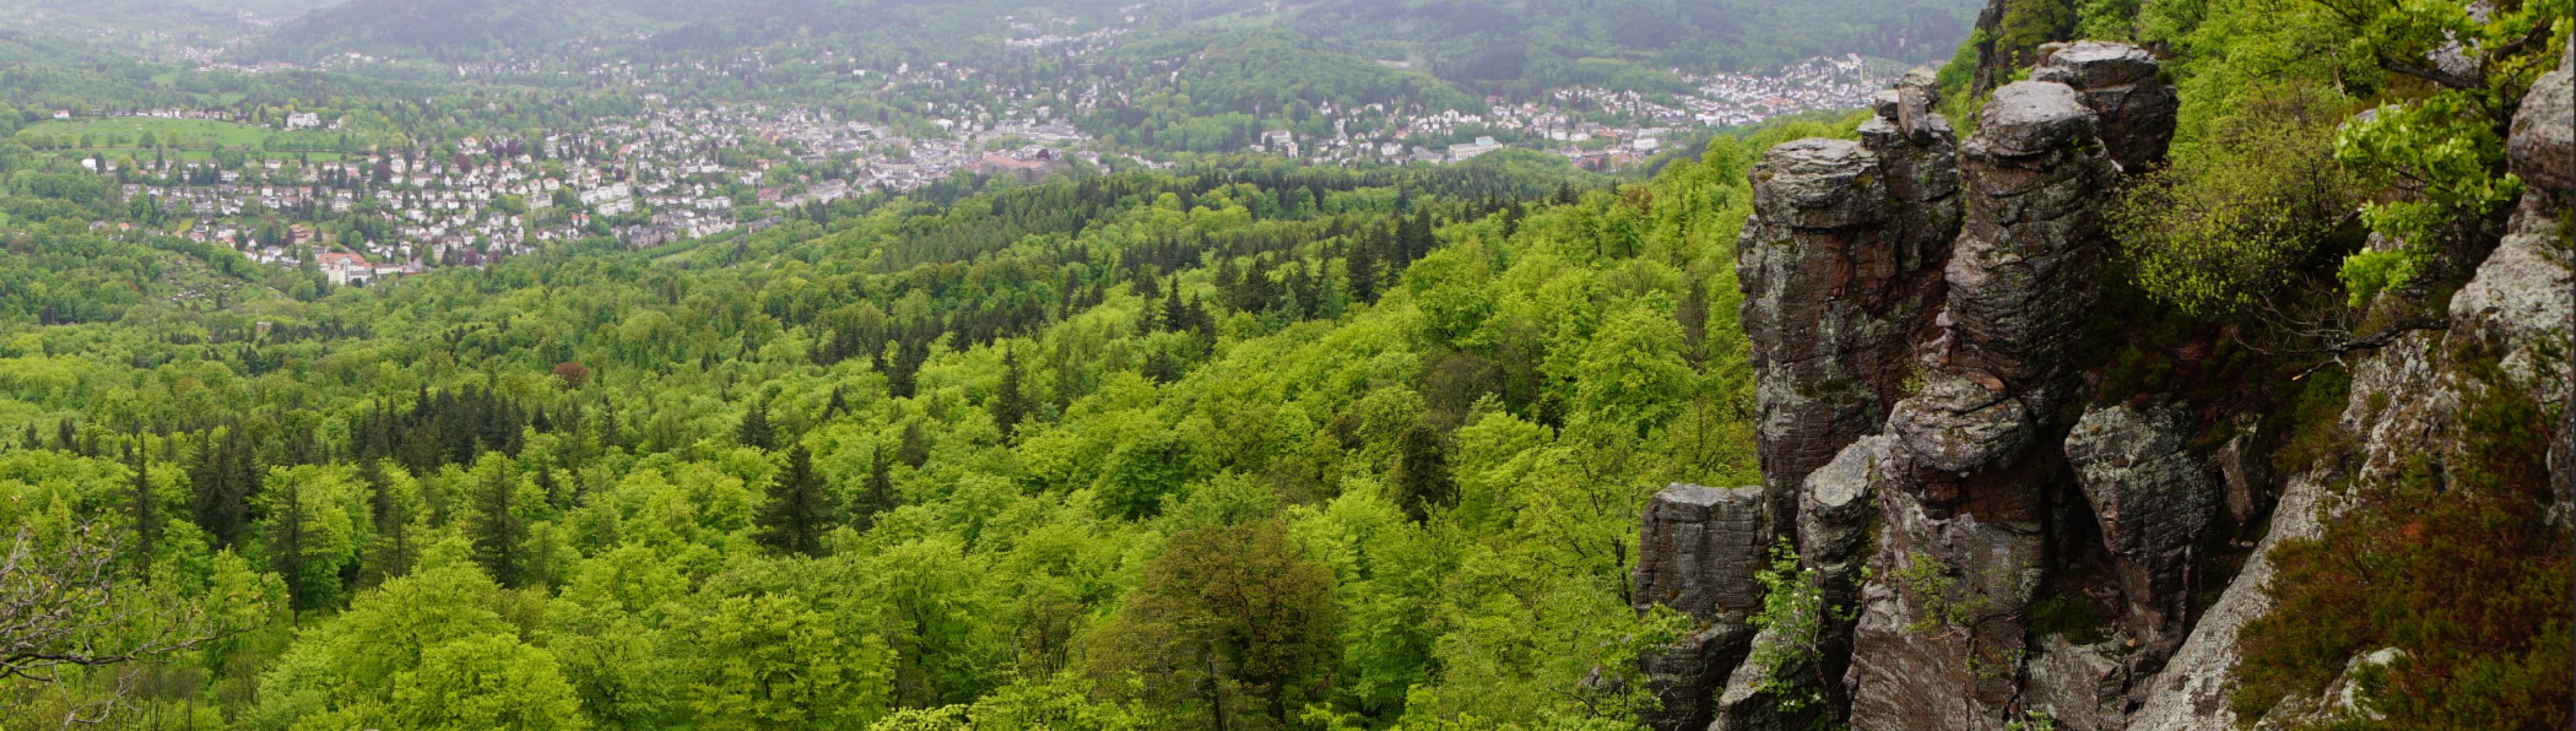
[3, 109, 1785, 728]
[1746, 539, 1831, 716]
[1083, 520, 1341, 730]
[1996, 0, 2080, 70]
[2112, 80, 2363, 316]
[684, 592, 896, 730]
[254, 558, 586, 731]
[2332, 94, 2522, 303]
[1568, 303, 1696, 435]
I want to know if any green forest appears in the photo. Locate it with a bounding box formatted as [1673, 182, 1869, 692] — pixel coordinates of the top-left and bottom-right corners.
[1, 0, 2570, 728]
[0, 97, 1844, 727]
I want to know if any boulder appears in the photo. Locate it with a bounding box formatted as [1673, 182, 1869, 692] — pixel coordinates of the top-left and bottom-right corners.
[1709, 628, 1825, 731]
[1970, 82, 2097, 158]
[1896, 66, 1944, 145]
[2207, 420, 2274, 531]
[2064, 402, 2220, 657]
[2032, 41, 2178, 170]
[2026, 633, 2131, 731]
[2505, 42, 2572, 197]
[1637, 623, 1760, 731]
[1633, 484, 1770, 622]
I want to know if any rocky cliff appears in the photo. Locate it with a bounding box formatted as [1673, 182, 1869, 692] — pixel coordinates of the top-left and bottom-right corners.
[1632, 36, 2573, 731]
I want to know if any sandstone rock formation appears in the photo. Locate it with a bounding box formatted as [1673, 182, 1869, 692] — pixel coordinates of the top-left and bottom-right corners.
[1738, 70, 1960, 538]
[1655, 34, 2571, 731]
[2063, 402, 2218, 661]
[1629, 484, 1768, 731]
[2033, 41, 2178, 171]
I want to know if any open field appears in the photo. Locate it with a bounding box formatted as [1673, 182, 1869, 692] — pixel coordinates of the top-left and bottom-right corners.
[23, 117, 280, 148]
[19, 117, 356, 162]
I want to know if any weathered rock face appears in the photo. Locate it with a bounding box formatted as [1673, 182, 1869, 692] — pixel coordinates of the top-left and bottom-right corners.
[1630, 484, 1769, 731]
[1845, 477, 2049, 731]
[1740, 82, 1962, 535]
[1935, 80, 2118, 406]
[2033, 41, 2179, 170]
[2208, 418, 2275, 532]
[2505, 43, 2573, 198]
[1701, 27, 2567, 731]
[2064, 402, 2220, 659]
[2027, 634, 2130, 731]
[2128, 472, 2341, 731]
[1633, 484, 1772, 623]
[1723, 76, 1968, 730]
[1709, 629, 1820, 731]
[1709, 435, 1897, 731]
[1843, 77, 2127, 731]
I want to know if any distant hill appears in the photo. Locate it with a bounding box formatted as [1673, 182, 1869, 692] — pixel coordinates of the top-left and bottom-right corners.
[239, 0, 1978, 75]
[244, 0, 717, 61]
[1183, 0, 1981, 76]
[0, 0, 333, 36]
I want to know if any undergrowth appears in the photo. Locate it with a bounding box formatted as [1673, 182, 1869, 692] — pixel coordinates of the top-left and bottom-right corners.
[2231, 343, 2572, 729]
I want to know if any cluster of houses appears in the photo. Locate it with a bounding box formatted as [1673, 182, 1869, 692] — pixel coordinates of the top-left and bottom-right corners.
[82, 96, 1110, 286]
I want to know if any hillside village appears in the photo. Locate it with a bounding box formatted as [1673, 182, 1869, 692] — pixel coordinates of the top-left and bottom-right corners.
[34, 11, 1900, 288]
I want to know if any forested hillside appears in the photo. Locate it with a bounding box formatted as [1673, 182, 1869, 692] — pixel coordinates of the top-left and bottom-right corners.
[0, 87, 1864, 725]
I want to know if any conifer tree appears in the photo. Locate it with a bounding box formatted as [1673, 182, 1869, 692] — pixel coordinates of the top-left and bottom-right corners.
[857, 443, 896, 530]
[470, 459, 525, 587]
[756, 445, 830, 557]
[737, 400, 775, 450]
[1394, 423, 1455, 522]
[360, 457, 409, 585]
[270, 477, 314, 614]
[1346, 236, 1381, 303]
[127, 443, 156, 577]
[190, 427, 258, 549]
[992, 348, 1034, 441]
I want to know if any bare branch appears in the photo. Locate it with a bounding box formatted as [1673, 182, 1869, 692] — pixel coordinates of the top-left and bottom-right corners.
[0, 522, 235, 729]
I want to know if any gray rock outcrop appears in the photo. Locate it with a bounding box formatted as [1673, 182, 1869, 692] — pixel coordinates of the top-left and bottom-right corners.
[2033, 41, 2179, 170]
[1693, 33, 2576, 731]
[1740, 76, 1962, 539]
[1629, 484, 1770, 731]
[2063, 402, 2220, 661]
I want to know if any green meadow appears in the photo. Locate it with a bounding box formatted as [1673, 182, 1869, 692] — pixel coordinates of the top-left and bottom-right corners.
[19, 117, 354, 162]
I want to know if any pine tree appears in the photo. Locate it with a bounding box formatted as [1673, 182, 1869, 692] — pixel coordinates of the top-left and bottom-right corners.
[1394, 423, 1456, 522]
[190, 427, 258, 549]
[756, 445, 830, 557]
[898, 420, 929, 468]
[993, 348, 1034, 441]
[270, 477, 315, 614]
[127, 444, 157, 578]
[1346, 237, 1381, 304]
[360, 457, 409, 586]
[857, 443, 896, 530]
[737, 400, 775, 450]
[470, 460, 524, 587]
[1161, 286, 1188, 333]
